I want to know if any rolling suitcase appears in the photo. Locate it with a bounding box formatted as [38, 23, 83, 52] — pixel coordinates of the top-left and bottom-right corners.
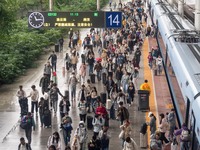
[90, 73, 95, 83]
[100, 92, 107, 104]
[140, 133, 148, 148]
[65, 90, 69, 99]
[20, 98, 28, 117]
[140, 123, 148, 148]
[87, 116, 93, 130]
[106, 99, 112, 110]
[43, 109, 51, 127]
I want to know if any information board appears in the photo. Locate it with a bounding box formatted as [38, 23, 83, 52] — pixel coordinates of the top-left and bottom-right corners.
[28, 11, 122, 29]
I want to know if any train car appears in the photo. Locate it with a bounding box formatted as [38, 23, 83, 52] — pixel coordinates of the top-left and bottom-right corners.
[150, 0, 200, 149]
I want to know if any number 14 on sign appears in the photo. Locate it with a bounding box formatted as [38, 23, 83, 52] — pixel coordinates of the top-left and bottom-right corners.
[105, 12, 122, 28]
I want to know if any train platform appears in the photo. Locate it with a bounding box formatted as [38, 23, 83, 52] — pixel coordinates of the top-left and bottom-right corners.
[0, 31, 148, 150]
[0, 1, 184, 150]
[0, 35, 178, 150]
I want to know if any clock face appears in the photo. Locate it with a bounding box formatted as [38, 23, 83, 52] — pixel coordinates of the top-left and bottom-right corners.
[28, 12, 44, 28]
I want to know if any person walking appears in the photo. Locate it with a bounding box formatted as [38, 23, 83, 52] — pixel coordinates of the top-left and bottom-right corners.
[16, 85, 27, 117]
[88, 135, 101, 150]
[104, 76, 115, 98]
[121, 71, 130, 94]
[168, 108, 176, 141]
[115, 67, 123, 90]
[39, 73, 50, 95]
[156, 55, 162, 75]
[77, 84, 88, 102]
[78, 98, 88, 123]
[48, 51, 57, 72]
[59, 96, 71, 119]
[74, 121, 88, 150]
[49, 83, 64, 114]
[174, 123, 190, 150]
[79, 62, 87, 84]
[98, 126, 111, 150]
[94, 61, 102, 81]
[87, 54, 95, 75]
[109, 84, 119, 120]
[61, 112, 73, 146]
[27, 85, 39, 116]
[127, 82, 135, 106]
[123, 137, 138, 150]
[21, 112, 35, 145]
[44, 61, 52, 81]
[65, 53, 71, 72]
[68, 72, 78, 101]
[131, 67, 139, 91]
[150, 131, 162, 150]
[70, 52, 78, 72]
[119, 120, 132, 148]
[148, 112, 157, 135]
[158, 113, 169, 145]
[18, 137, 31, 150]
[38, 97, 48, 127]
[47, 132, 62, 150]
[59, 37, 64, 51]
[117, 101, 129, 125]
[92, 114, 104, 138]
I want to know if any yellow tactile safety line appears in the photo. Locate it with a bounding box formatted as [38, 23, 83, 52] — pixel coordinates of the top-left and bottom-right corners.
[142, 38, 158, 149]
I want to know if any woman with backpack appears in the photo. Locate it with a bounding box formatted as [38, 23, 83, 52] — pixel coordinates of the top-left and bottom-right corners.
[174, 123, 190, 150]
[158, 113, 170, 146]
[47, 132, 62, 150]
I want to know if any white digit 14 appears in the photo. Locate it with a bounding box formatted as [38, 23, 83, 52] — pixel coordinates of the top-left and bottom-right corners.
[108, 14, 120, 26]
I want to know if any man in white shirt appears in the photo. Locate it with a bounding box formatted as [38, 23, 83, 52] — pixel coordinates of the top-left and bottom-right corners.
[156, 55, 163, 75]
[18, 137, 31, 150]
[27, 85, 39, 116]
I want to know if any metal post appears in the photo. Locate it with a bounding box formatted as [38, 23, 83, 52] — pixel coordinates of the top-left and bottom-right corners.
[97, 0, 100, 11]
[178, 0, 184, 17]
[195, 0, 200, 31]
[49, 0, 53, 11]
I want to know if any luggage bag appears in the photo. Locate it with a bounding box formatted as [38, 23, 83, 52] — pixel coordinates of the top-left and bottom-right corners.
[90, 73, 95, 83]
[100, 92, 107, 104]
[87, 116, 93, 130]
[43, 110, 51, 127]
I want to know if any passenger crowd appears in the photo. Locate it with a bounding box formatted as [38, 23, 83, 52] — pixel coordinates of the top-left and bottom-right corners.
[15, 0, 190, 150]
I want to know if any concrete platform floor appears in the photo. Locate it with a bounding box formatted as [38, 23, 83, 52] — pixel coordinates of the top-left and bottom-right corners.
[0, 28, 147, 150]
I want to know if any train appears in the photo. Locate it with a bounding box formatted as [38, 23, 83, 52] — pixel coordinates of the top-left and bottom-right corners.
[149, 0, 200, 149]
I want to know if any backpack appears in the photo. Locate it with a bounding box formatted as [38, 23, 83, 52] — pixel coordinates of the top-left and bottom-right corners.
[180, 129, 190, 141]
[20, 116, 28, 129]
[18, 143, 30, 150]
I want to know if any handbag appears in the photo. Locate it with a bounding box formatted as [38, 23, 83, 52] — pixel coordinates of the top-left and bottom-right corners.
[119, 130, 125, 139]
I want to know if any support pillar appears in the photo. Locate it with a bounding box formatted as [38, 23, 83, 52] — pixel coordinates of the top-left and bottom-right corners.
[195, 0, 200, 31]
[97, 0, 100, 11]
[178, 0, 184, 17]
[49, 0, 53, 11]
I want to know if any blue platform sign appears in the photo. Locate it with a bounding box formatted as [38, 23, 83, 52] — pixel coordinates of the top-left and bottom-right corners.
[105, 12, 122, 28]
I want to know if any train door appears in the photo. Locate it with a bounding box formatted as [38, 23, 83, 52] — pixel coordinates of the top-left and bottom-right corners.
[189, 111, 200, 150]
[185, 98, 190, 126]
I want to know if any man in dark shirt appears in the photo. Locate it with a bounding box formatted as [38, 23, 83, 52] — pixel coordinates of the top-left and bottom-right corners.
[48, 51, 57, 72]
